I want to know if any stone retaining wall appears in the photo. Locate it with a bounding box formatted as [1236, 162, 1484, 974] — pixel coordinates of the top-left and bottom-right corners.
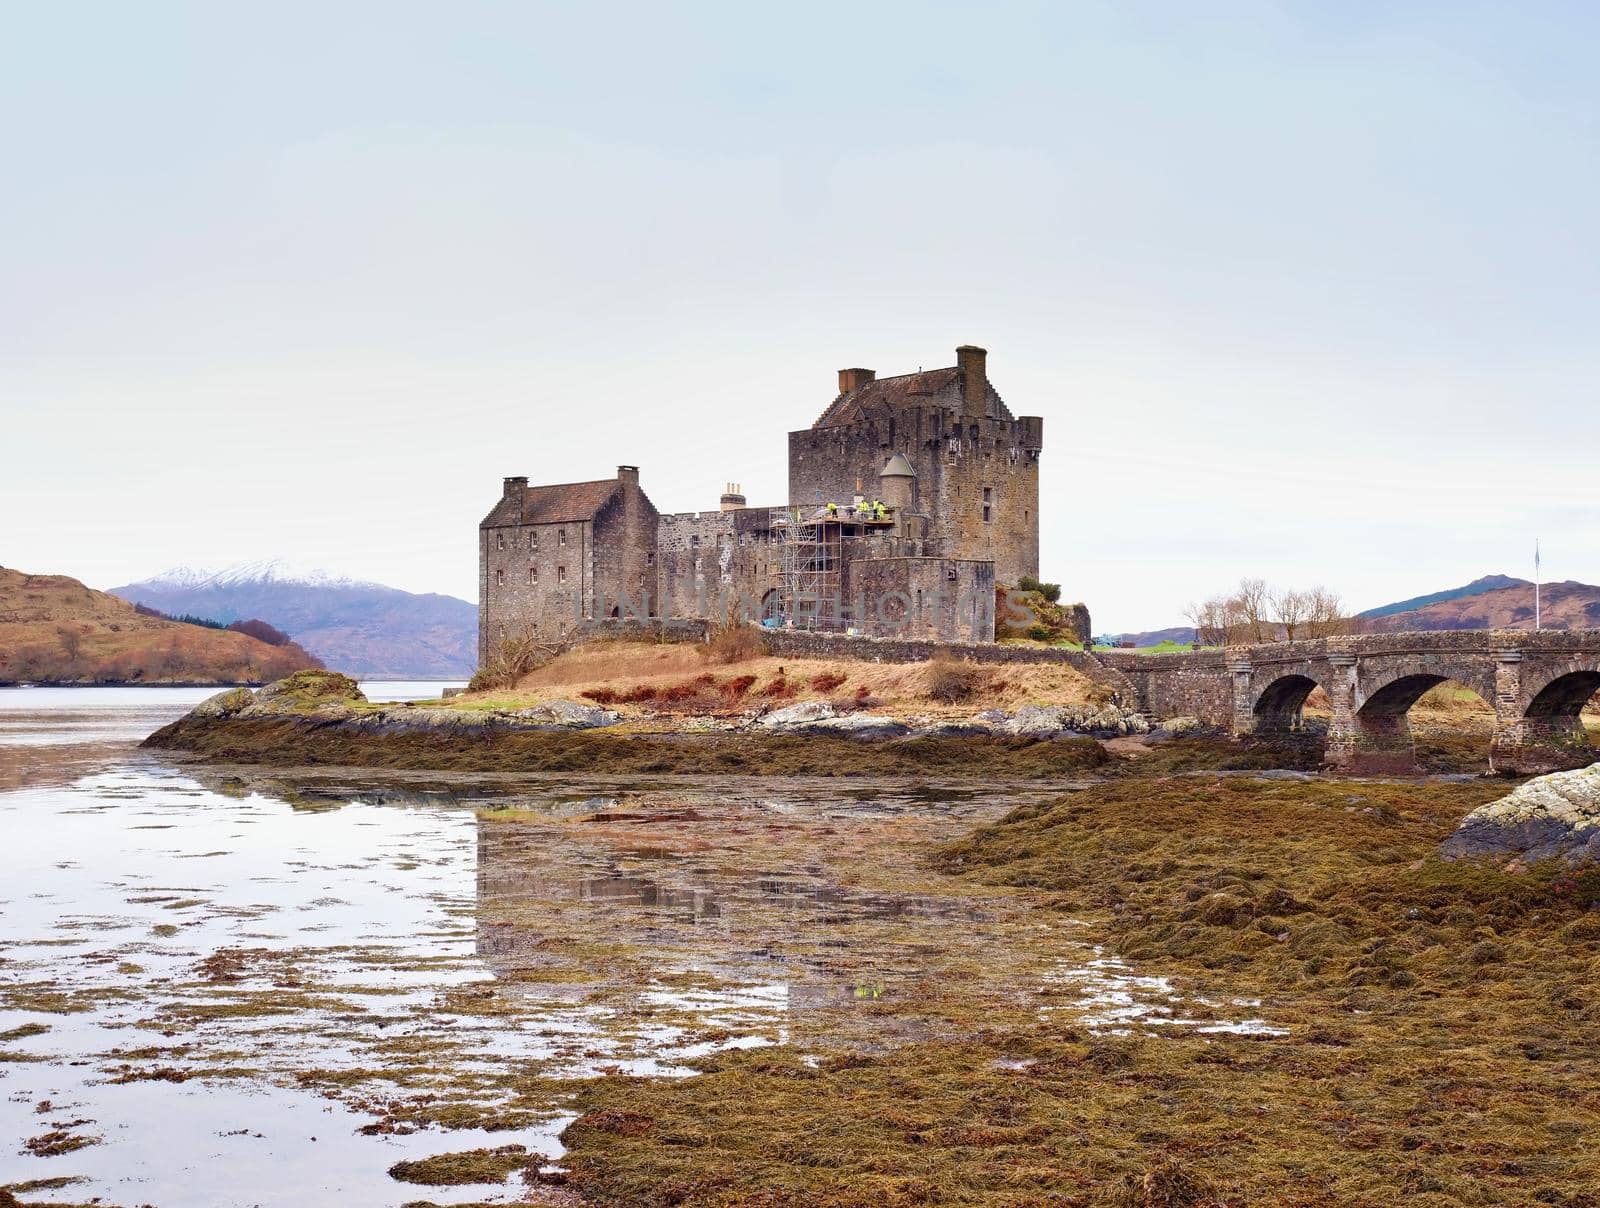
[1098, 651, 1233, 724]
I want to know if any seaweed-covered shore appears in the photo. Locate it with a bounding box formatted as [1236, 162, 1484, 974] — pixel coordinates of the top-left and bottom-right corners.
[556, 775, 1600, 1207]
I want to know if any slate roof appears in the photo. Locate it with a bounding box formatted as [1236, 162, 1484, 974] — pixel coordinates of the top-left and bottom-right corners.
[811, 366, 1013, 429]
[481, 479, 622, 528]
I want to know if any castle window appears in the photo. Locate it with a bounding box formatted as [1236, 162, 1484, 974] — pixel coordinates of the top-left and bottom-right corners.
[646, 551, 655, 567]
[983, 487, 992, 502]
[496, 532, 505, 551]
[969, 424, 979, 441]
[496, 569, 504, 586]
[528, 566, 537, 585]
[982, 505, 992, 523]
[559, 529, 567, 546]
[558, 566, 566, 584]
[530, 532, 538, 551]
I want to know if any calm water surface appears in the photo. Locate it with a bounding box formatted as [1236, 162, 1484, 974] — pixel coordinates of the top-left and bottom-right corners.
[0, 686, 1276, 1207]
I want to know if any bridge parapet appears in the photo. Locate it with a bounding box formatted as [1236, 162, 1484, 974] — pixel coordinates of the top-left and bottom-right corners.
[1122, 629, 1600, 774]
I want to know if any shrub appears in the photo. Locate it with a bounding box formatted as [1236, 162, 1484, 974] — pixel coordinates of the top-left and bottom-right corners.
[1017, 575, 1062, 604]
[701, 623, 765, 665]
[228, 618, 293, 647]
[928, 655, 985, 704]
[582, 688, 619, 705]
[660, 674, 717, 703]
[721, 674, 758, 701]
[760, 674, 792, 699]
[810, 672, 847, 693]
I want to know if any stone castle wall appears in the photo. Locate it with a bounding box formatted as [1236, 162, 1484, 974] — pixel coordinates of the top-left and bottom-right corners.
[787, 404, 1040, 586]
[655, 509, 781, 622]
[845, 557, 996, 643]
[479, 518, 593, 659]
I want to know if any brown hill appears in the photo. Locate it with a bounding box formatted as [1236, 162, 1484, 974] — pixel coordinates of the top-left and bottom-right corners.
[0, 567, 321, 685]
[1359, 579, 1600, 633]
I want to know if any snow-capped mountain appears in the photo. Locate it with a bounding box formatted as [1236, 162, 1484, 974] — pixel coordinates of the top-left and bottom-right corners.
[112, 562, 476, 679]
[145, 559, 373, 591]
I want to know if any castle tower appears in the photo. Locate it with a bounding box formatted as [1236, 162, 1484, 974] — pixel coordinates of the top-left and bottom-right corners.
[787, 343, 1042, 583]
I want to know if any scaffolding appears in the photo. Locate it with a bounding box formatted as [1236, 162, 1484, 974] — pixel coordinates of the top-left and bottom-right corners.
[771, 502, 896, 631]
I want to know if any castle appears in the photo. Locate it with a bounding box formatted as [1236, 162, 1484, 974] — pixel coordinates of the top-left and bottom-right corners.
[479, 344, 1043, 662]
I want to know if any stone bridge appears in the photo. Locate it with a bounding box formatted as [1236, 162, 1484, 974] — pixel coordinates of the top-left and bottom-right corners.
[1102, 630, 1600, 774]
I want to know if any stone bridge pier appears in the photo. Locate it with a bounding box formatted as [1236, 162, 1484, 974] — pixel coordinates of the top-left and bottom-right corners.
[1216, 631, 1600, 775]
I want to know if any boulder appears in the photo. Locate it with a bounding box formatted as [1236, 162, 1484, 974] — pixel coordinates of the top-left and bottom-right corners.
[348, 707, 492, 734]
[250, 671, 366, 714]
[1439, 763, 1600, 866]
[917, 720, 997, 739]
[189, 687, 256, 720]
[510, 700, 622, 729]
[985, 703, 1148, 739]
[806, 714, 911, 740]
[1010, 705, 1068, 738]
[759, 700, 836, 730]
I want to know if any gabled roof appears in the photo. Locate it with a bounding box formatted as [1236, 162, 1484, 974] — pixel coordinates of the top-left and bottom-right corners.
[481, 479, 623, 528]
[811, 366, 1013, 429]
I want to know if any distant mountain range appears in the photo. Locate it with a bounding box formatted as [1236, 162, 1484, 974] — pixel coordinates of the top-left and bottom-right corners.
[112, 560, 476, 679]
[1356, 575, 1600, 633]
[1106, 574, 1600, 647]
[1354, 574, 1526, 621]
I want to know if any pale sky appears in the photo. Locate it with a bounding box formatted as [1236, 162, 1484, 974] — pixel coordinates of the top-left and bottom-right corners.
[4, 1, 1598, 631]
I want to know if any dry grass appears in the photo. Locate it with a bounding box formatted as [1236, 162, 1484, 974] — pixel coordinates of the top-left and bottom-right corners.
[700, 622, 766, 665]
[457, 640, 1110, 717]
[0, 567, 317, 684]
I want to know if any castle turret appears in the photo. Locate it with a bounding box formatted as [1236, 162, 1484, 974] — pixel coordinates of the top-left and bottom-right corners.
[878, 452, 915, 526]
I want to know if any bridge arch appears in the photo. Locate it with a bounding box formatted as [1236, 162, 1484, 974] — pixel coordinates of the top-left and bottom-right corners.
[1503, 669, 1600, 765]
[1525, 669, 1600, 720]
[1356, 673, 1498, 769]
[1252, 674, 1323, 733]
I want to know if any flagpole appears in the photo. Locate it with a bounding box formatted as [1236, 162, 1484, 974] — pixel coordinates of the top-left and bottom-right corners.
[1534, 539, 1541, 632]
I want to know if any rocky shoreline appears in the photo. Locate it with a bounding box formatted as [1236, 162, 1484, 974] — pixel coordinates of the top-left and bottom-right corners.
[140, 672, 1167, 776]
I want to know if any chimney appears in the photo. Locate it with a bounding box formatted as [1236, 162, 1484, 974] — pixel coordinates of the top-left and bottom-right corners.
[617, 465, 640, 485]
[956, 345, 987, 416]
[719, 482, 746, 512]
[838, 367, 875, 394]
[503, 476, 527, 506]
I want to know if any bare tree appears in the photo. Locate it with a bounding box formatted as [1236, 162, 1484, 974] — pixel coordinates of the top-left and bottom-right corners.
[1235, 577, 1271, 643]
[57, 625, 82, 661]
[1187, 580, 1349, 645]
[1303, 586, 1351, 638]
[1184, 594, 1237, 647]
[1271, 588, 1310, 642]
[470, 625, 559, 692]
